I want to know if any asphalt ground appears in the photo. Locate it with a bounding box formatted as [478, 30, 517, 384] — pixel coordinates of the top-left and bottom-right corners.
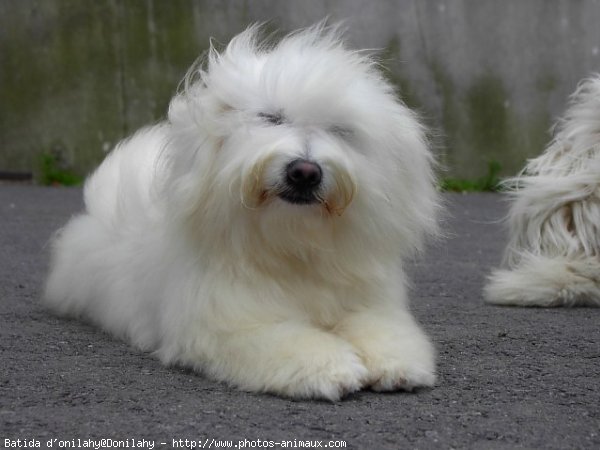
[1, 185, 598, 449]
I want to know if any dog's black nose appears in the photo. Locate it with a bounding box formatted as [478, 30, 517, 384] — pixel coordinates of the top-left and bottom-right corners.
[285, 159, 322, 189]
[279, 159, 323, 205]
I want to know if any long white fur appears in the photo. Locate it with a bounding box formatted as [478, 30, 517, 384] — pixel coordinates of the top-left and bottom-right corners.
[485, 75, 600, 307]
[44, 23, 440, 400]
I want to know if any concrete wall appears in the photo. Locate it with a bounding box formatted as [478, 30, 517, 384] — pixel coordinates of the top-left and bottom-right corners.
[1, 0, 600, 180]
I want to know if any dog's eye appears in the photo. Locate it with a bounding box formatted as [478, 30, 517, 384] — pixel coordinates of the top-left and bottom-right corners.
[329, 125, 354, 139]
[258, 112, 285, 125]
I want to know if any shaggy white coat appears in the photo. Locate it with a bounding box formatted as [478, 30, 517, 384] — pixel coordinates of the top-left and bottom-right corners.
[44, 24, 440, 400]
[485, 75, 600, 307]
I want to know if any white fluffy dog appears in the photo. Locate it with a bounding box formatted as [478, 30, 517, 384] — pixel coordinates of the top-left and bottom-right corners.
[485, 75, 600, 307]
[44, 24, 440, 400]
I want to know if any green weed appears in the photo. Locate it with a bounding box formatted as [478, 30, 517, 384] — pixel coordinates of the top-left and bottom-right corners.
[39, 152, 83, 186]
[440, 160, 502, 192]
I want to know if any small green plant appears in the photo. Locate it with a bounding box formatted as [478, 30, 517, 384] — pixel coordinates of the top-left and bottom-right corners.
[39, 152, 83, 186]
[440, 160, 502, 192]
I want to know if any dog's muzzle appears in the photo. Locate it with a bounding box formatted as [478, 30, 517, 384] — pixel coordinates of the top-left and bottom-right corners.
[279, 159, 322, 205]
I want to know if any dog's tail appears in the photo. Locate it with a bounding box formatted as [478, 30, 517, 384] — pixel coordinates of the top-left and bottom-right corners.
[484, 253, 600, 307]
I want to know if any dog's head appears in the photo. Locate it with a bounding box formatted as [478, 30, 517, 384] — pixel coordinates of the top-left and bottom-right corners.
[166, 23, 439, 259]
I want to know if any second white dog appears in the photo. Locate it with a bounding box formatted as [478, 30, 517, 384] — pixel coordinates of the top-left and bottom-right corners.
[44, 24, 440, 399]
[485, 75, 600, 307]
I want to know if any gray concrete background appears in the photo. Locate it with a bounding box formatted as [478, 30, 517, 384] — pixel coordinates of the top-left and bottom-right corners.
[2, 0, 600, 180]
[1, 185, 599, 449]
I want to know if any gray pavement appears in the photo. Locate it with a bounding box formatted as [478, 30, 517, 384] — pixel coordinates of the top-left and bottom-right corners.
[1, 185, 598, 449]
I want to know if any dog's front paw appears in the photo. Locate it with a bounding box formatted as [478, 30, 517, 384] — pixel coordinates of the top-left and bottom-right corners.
[203, 324, 368, 401]
[367, 357, 436, 392]
[335, 310, 436, 392]
[277, 341, 369, 401]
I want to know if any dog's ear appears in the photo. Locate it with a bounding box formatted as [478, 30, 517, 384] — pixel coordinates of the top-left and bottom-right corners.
[382, 107, 441, 254]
